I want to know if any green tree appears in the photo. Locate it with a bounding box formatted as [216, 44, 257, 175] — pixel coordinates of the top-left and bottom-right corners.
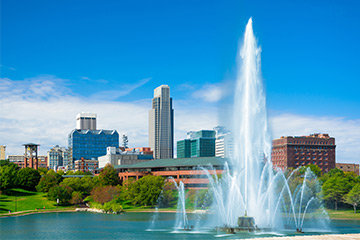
[36, 170, 63, 192]
[0, 159, 10, 166]
[37, 167, 49, 175]
[60, 176, 96, 196]
[98, 164, 120, 186]
[48, 185, 73, 204]
[158, 181, 177, 207]
[0, 162, 19, 191]
[344, 183, 360, 213]
[17, 168, 41, 190]
[70, 191, 83, 205]
[299, 164, 322, 177]
[129, 175, 165, 206]
[322, 174, 355, 210]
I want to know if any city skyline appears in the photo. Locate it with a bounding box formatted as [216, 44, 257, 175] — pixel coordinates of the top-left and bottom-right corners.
[1, 1, 359, 163]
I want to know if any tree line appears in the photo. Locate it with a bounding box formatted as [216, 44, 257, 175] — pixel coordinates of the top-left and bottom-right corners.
[1, 160, 360, 213]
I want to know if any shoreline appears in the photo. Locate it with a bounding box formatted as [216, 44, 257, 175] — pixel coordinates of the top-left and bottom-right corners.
[1, 208, 359, 220]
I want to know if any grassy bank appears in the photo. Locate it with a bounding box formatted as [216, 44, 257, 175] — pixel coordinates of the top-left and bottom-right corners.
[0, 189, 74, 215]
[325, 209, 360, 220]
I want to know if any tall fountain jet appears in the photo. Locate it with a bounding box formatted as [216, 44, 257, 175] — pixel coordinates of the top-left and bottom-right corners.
[232, 17, 272, 220]
[205, 18, 277, 229]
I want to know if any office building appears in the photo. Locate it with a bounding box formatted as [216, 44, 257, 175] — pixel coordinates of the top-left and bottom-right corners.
[69, 113, 119, 168]
[98, 146, 153, 168]
[0, 145, 6, 160]
[76, 112, 97, 130]
[68, 129, 119, 163]
[214, 126, 234, 158]
[272, 133, 336, 173]
[336, 163, 359, 175]
[177, 130, 216, 158]
[47, 145, 70, 170]
[149, 85, 174, 159]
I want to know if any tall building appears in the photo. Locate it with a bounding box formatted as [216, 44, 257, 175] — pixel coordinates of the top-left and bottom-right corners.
[149, 85, 174, 159]
[177, 130, 216, 158]
[272, 133, 336, 173]
[76, 112, 97, 130]
[47, 145, 70, 170]
[0, 145, 6, 160]
[214, 126, 234, 158]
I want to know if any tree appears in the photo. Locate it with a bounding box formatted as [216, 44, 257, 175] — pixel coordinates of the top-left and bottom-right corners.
[36, 170, 63, 192]
[299, 164, 322, 177]
[37, 167, 49, 176]
[17, 168, 41, 190]
[70, 191, 83, 205]
[98, 164, 119, 186]
[0, 162, 19, 191]
[60, 176, 96, 196]
[322, 174, 355, 210]
[129, 175, 165, 206]
[344, 183, 360, 213]
[48, 185, 73, 204]
[91, 185, 120, 204]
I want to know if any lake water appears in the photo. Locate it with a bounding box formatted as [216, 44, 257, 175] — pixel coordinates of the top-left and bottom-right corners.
[0, 212, 359, 239]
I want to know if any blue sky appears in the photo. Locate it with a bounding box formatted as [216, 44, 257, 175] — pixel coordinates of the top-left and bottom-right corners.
[1, 0, 360, 162]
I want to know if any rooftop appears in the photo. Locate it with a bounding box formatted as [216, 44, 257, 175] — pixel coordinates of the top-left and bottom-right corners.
[114, 157, 228, 169]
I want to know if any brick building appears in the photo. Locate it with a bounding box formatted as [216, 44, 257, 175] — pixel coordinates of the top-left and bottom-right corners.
[336, 163, 359, 175]
[272, 133, 336, 173]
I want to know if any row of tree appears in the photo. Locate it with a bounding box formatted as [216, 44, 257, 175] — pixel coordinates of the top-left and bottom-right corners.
[1, 160, 360, 213]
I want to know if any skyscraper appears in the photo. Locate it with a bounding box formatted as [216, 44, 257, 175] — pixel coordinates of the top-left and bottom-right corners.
[149, 85, 174, 159]
[76, 112, 97, 130]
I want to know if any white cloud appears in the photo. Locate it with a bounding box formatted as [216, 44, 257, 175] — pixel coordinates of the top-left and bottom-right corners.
[270, 114, 360, 164]
[192, 83, 225, 102]
[1, 76, 359, 165]
[90, 77, 151, 101]
[0, 76, 218, 157]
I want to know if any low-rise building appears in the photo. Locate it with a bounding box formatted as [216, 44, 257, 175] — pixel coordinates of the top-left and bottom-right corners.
[98, 147, 153, 168]
[9, 155, 48, 169]
[74, 158, 98, 173]
[336, 163, 359, 175]
[116, 157, 227, 189]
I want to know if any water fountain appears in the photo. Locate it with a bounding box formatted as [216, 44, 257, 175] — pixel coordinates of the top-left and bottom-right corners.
[149, 17, 329, 235]
[201, 17, 328, 233]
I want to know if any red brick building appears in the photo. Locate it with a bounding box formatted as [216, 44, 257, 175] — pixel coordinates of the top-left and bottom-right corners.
[272, 133, 336, 173]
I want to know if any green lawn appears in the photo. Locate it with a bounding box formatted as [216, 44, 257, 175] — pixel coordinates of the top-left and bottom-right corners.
[0, 189, 73, 214]
[325, 209, 360, 220]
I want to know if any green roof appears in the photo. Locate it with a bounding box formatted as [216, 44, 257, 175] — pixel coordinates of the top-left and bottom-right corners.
[114, 157, 228, 169]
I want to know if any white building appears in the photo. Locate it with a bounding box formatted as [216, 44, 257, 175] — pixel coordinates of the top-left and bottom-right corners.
[214, 126, 234, 158]
[98, 147, 153, 168]
[47, 145, 70, 170]
[76, 112, 97, 130]
[149, 85, 174, 159]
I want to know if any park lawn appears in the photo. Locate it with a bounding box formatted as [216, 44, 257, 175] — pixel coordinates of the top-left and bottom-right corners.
[0, 188, 73, 214]
[325, 209, 360, 220]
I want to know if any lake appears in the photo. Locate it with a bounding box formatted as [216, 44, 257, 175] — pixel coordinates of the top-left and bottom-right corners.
[0, 212, 359, 239]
